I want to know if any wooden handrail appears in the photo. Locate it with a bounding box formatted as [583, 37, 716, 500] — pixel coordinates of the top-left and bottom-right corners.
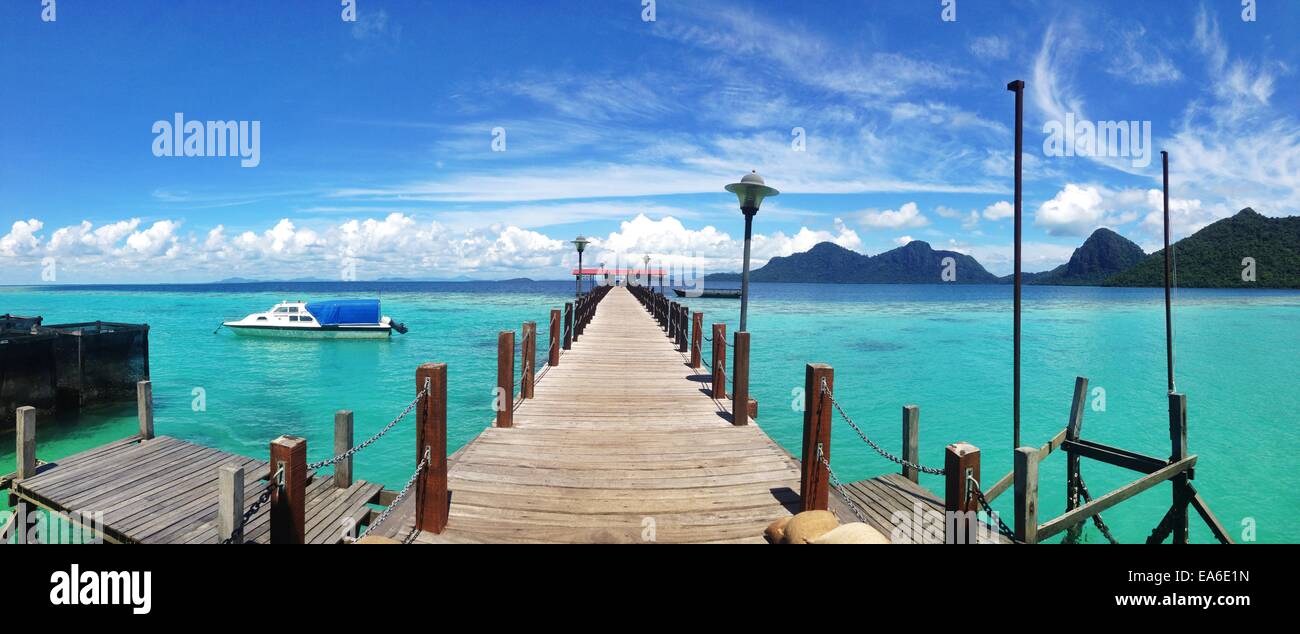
[984, 428, 1067, 503]
[1036, 455, 1197, 542]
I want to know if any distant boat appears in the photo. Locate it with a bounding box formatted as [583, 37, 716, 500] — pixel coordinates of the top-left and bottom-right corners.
[674, 288, 741, 299]
[221, 300, 407, 339]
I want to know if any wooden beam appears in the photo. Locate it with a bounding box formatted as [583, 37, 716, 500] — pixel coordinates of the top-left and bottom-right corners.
[137, 380, 154, 440]
[901, 405, 920, 483]
[269, 435, 307, 544]
[1037, 455, 1198, 542]
[16, 406, 36, 480]
[944, 442, 980, 544]
[1065, 376, 1088, 543]
[800, 364, 833, 512]
[218, 464, 244, 544]
[562, 302, 573, 350]
[416, 363, 449, 534]
[1187, 484, 1234, 544]
[1063, 438, 1167, 474]
[333, 410, 354, 488]
[496, 331, 515, 428]
[690, 312, 703, 369]
[1169, 392, 1189, 544]
[731, 331, 750, 426]
[711, 323, 726, 400]
[1014, 446, 1040, 544]
[549, 309, 561, 366]
[984, 428, 1067, 503]
[522, 321, 536, 399]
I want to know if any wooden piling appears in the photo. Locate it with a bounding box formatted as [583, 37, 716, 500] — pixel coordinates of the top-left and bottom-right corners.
[902, 405, 920, 483]
[269, 435, 307, 544]
[731, 331, 750, 426]
[549, 309, 561, 366]
[800, 364, 833, 512]
[16, 406, 36, 480]
[711, 323, 726, 399]
[1169, 392, 1189, 544]
[1014, 446, 1040, 544]
[563, 303, 573, 350]
[690, 312, 703, 369]
[497, 331, 515, 428]
[1064, 376, 1088, 542]
[137, 380, 154, 440]
[218, 464, 244, 544]
[522, 321, 536, 399]
[944, 442, 980, 544]
[333, 410, 354, 488]
[416, 363, 449, 534]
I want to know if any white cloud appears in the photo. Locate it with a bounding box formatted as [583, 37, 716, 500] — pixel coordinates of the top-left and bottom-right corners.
[894, 235, 914, 246]
[0, 219, 43, 257]
[860, 202, 929, 230]
[983, 201, 1014, 220]
[969, 36, 1010, 60]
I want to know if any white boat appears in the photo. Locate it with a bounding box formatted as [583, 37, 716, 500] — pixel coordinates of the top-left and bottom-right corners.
[221, 300, 407, 339]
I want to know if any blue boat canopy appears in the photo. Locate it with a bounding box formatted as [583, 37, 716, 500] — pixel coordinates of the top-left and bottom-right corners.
[305, 300, 381, 325]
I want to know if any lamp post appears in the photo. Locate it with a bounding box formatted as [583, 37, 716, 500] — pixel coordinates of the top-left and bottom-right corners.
[725, 171, 778, 332]
[643, 255, 651, 291]
[572, 235, 589, 300]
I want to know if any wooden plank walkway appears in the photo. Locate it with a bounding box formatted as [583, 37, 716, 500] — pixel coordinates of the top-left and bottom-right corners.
[9, 435, 381, 543]
[379, 285, 804, 543]
[829, 473, 1011, 544]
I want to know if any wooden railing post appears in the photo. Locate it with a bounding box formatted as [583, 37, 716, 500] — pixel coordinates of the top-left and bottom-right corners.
[137, 380, 154, 440]
[944, 442, 980, 544]
[269, 435, 307, 544]
[333, 410, 354, 488]
[16, 406, 36, 480]
[549, 309, 561, 365]
[1064, 376, 1088, 542]
[902, 405, 920, 483]
[416, 362, 449, 534]
[1014, 445, 1040, 544]
[667, 301, 676, 337]
[522, 321, 536, 399]
[496, 331, 515, 428]
[731, 331, 750, 426]
[1169, 391, 1189, 544]
[562, 303, 573, 350]
[690, 312, 703, 369]
[679, 306, 688, 351]
[800, 364, 833, 512]
[711, 324, 726, 399]
[218, 464, 244, 544]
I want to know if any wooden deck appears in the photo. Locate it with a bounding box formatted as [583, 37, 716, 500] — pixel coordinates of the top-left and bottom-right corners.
[379, 285, 804, 543]
[9, 435, 381, 543]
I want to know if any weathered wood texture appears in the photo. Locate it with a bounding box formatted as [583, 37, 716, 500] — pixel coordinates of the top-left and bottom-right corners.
[826, 473, 1012, 544]
[8, 435, 381, 543]
[383, 286, 802, 543]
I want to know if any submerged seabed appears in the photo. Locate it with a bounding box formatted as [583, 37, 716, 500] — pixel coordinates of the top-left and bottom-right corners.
[3, 281, 1297, 543]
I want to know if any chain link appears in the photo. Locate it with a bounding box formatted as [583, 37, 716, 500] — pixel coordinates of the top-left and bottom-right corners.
[815, 443, 869, 525]
[967, 475, 1018, 542]
[365, 445, 431, 539]
[307, 377, 429, 471]
[820, 378, 946, 475]
[1076, 474, 1120, 544]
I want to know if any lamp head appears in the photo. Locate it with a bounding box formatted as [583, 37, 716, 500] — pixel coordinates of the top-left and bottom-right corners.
[572, 235, 590, 254]
[725, 170, 779, 215]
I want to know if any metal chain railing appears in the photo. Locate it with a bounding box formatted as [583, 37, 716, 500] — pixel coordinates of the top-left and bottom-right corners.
[366, 445, 431, 540]
[815, 443, 868, 525]
[307, 377, 430, 471]
[1077, 474, 1120, 544]
[220, 465, 284, 544]
[967, 475, 1018, 542]
[820, 378, 946, 476]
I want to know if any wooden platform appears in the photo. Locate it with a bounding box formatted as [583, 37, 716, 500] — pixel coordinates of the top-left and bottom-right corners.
[829, 473, 1012, 544]
[378, 285, 804, 543]
[9, 435, 381, 544]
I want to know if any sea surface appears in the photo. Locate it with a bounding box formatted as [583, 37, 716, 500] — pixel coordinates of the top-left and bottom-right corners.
[3, 281, 1297, 543]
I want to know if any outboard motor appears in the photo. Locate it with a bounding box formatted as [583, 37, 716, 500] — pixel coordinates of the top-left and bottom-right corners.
[391, 321, 408, 335]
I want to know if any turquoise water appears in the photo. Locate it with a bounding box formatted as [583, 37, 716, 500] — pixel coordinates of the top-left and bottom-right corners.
[3, 282, 1297, 543]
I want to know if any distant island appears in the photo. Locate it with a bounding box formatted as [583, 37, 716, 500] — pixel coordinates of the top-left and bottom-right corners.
[706, 209, 1300, 288]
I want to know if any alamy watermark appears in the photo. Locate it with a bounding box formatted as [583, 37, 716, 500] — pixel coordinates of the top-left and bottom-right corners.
[152, 113, 261, 167]
[1043, 113, 1152, 168]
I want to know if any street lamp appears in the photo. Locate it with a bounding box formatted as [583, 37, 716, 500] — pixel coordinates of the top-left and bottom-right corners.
[572, 235, 589, 300]
[643, 255, 651, 291]
[725, 170, 778, 332]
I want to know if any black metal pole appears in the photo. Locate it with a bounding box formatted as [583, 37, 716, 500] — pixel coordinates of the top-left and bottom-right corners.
[576, 251, 583, 300]
[1008, 79, 1024, 450]
[739, 210, 755, 332]
[1162, 150, 1175, 393]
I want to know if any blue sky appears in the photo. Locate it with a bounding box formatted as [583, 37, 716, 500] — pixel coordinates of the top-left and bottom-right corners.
[2, 0, 1297, 282]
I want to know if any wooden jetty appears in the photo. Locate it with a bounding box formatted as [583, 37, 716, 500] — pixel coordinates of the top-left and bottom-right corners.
[3, 283, 1226, 545]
